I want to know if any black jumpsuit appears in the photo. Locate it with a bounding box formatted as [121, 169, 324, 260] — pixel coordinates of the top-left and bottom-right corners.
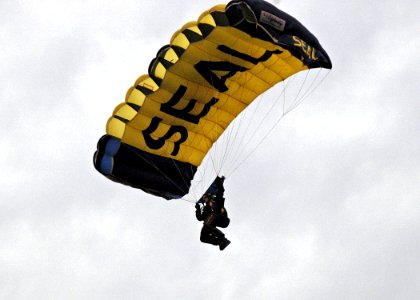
[196, 202, 230, 245]
[196, 176, 230, 246]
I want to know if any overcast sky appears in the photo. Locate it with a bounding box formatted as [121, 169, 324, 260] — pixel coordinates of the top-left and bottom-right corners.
[1, 0, 419, 299]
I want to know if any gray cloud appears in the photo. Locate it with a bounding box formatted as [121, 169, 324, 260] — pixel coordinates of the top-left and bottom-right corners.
[1, 0, 420, 299]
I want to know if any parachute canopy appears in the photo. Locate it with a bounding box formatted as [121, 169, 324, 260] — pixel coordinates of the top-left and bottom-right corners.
[93, 0, 332, 199]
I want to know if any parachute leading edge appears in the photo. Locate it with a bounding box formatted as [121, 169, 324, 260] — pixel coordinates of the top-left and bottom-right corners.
[93, 0, 332, 199]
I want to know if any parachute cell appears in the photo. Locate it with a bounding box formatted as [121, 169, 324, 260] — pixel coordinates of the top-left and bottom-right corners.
[93, 0, 332, 199]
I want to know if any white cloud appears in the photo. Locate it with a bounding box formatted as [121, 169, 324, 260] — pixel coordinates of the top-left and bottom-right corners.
[1, 0, 420, 299]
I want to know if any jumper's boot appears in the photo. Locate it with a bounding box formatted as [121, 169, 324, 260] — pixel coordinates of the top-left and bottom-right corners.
[219, 238, 231, 251]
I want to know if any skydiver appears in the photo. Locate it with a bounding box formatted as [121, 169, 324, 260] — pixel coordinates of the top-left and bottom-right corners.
[195, 176, 231, 251]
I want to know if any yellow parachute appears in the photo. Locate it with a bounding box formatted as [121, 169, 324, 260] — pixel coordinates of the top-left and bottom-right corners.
[94, 0, 332, 199]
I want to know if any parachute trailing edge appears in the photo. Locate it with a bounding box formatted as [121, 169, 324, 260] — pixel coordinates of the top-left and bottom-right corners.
[93, 0, 332, 199]
[94, 135, 196, 199]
